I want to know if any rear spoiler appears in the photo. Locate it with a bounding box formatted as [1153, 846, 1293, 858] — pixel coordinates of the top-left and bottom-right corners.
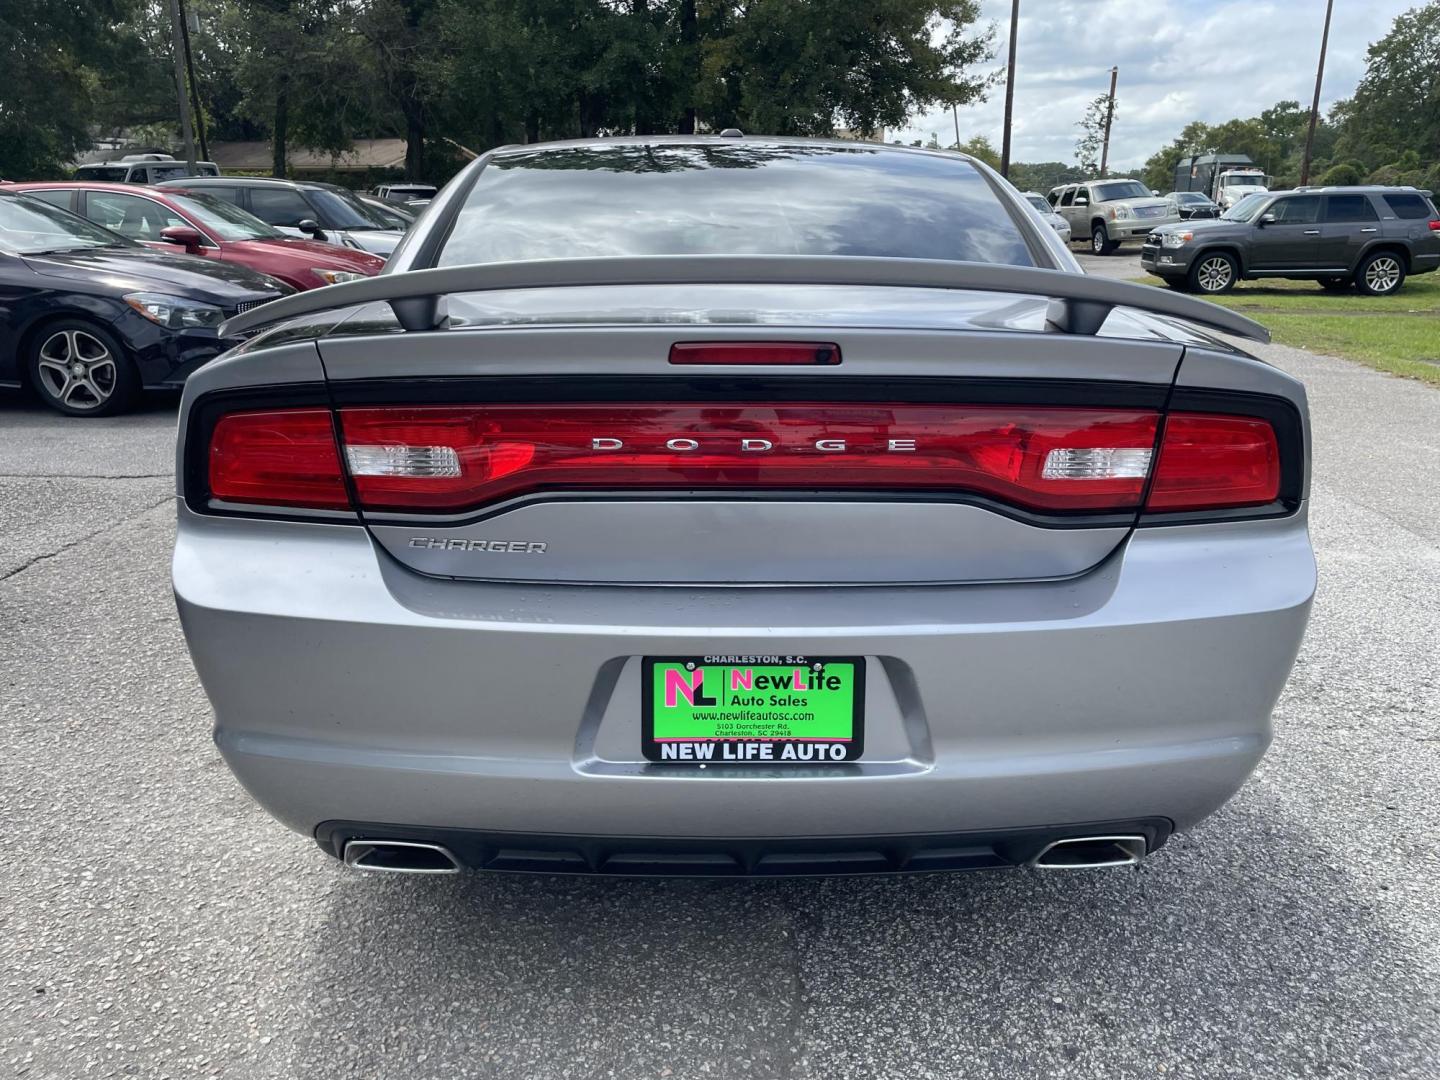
[220, 255, 1269, 343]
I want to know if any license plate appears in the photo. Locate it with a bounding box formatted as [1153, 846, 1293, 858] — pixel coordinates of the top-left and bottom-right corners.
[642, 655, 864, 763]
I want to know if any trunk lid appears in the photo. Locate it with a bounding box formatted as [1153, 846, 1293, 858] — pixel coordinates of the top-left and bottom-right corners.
[315, 285, 1185, 585]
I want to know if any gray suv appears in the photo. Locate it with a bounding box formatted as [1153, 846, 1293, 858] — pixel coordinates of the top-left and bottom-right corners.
[1048, 179, 1181, 255]
[1142, 187, 1440, 296]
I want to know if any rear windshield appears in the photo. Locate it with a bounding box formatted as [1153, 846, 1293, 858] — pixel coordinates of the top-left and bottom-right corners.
[74, 166, 129, 182]
[437, 143, 1035, 267]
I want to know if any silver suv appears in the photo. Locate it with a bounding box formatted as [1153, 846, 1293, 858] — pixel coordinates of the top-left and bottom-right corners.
[1049, 179, 1182, 255]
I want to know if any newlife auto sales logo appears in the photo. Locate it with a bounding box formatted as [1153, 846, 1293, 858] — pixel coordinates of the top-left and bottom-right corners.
[643, 656, 864, 763]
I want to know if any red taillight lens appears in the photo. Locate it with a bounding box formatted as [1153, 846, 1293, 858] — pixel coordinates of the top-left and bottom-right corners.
[1428, 220, 1440, 231]
[669, 342, 841, 365]
[208, 409, 350, 509]
[1146, 413, 1281, 512]
[337, 404, 1162, 513]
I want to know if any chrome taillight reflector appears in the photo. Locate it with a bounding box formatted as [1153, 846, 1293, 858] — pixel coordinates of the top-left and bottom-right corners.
[345, 443, 462, 478]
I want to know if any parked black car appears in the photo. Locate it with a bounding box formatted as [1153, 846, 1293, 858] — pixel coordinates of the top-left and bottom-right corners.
[1142, 187, 1440, 295]
[1165, 191, 1222, 220]
[0, 191, 289, 416]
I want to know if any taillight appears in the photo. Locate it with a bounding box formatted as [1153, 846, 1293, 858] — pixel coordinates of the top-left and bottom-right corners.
[1428, 219, 1440, 231]
[208, 409, 350, 509]
[1146, 413, 1280, 512]
[669, 342, 841, 365]
[336, 403, 1162, 513]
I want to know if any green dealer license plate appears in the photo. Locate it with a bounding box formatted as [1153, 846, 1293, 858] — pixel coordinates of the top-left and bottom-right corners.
[642, 655, 864, 763]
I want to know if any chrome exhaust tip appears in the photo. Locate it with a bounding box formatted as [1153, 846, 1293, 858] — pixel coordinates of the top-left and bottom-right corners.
[1030, 835, 1146, 870]
[342, 839, 462, 874]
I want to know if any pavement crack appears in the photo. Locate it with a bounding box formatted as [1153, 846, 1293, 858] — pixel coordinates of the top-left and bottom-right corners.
[0, 496, 172, 584]
[0, 472, 171, 480]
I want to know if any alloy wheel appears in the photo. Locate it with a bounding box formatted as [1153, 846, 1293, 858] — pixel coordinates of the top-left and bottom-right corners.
[1091, 227, 1106, 255]
[1363, 256, 1401, 294]
[35, 329, 117, 411]
[1196, 256, 1233, 293]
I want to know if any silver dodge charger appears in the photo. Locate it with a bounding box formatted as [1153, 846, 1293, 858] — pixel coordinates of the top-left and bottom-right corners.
[174, 137, 1315, 876]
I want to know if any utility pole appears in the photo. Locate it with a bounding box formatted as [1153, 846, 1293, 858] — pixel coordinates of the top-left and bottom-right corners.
[178, 0, 208, 162]
[1098, 66, 1117, 178]
[952, 104, 961, 149]
[999, 0, 1020, 178]
[1300, 0, 1335, 186]
[165, 0, 197, 171]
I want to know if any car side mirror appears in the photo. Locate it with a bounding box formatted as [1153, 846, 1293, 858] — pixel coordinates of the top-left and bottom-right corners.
[158, 225, 205, 253]
[1258, 213, 1276, 227]
[297, 218, 326, 239]
[1151, 189, 1160, 197]
[1074, 195, 1089, 206]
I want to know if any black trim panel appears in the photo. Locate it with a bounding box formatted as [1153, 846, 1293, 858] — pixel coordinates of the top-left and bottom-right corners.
[325, 374, 1171, 409]
[315, 818, 1174, 876]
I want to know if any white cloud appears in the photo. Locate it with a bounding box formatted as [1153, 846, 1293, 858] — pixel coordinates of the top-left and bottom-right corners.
[900, 0, 1414, 169]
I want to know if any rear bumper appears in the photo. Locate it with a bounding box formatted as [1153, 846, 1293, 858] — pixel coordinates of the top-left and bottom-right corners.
[315, 818, 1174, 876]
[174, 507, 1315, 844]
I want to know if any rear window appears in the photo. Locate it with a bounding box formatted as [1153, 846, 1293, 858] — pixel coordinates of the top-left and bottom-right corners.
[1323, 195, 1379, 223]
[1382, 193, 1436, 219]
[437, 143, 1035, 268]
[73, 166, 128, 182]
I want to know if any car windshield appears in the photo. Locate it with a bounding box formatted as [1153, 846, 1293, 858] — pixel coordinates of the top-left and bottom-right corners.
[1222, 192, 1271, 222]
[309, 188, 393, 230]
[438, 143, 1036, 267]
[1024, 194, 1052, 213]
[1092, 181, 1151, 202]
[361, 198, 415, 228]
[0, 194, 136, 254]
[1172, 193, 1210, 204]
[1222, 173, 1265, 187]
[169, 193, 283, 241]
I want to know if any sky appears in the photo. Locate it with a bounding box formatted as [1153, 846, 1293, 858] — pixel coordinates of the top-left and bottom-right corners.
[897, 0, 1418, 170]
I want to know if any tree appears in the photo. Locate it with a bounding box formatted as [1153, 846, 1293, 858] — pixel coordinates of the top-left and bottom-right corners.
[952, 134, 999, 168]
[0, 0, 159, 178]
[1074, 94, 1111, 174]
[1330, 2, 1440, 171]
[696, 0, 994, 137]
[1319, 162, 1362, 186]
[1009, 161, 1085, 193]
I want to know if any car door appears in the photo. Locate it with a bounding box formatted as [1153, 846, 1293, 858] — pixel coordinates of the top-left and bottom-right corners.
[80, 190, 219, 259]
[21, 189, 79, 214]
[1057, 186, 1080, 232]
[1251, 195, 1322, 271]
[1317, 194, 1380, 271]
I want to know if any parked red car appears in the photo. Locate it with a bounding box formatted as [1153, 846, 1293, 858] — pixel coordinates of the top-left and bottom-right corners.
[6, 182, 384, 290]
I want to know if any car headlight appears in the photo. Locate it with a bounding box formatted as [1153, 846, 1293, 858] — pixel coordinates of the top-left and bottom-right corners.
[312, 268, 368, 285]
[1108, 205, 1134, 221]
[1161, 231, 1193, 249]
[123, 292, 225, 329]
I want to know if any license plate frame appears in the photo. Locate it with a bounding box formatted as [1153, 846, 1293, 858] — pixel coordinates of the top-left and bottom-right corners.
[641, 654, 865, 764]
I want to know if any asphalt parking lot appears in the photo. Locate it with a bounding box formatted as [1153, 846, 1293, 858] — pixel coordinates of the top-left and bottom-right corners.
[3, 251, 1438, 1079]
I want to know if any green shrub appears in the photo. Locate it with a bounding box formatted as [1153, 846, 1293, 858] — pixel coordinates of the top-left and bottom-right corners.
[1319, 162, 1362, 186]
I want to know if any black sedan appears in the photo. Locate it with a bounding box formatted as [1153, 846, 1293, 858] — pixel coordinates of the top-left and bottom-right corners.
[0, 191, 289, 416]
[1165, 192, 1223, 220]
